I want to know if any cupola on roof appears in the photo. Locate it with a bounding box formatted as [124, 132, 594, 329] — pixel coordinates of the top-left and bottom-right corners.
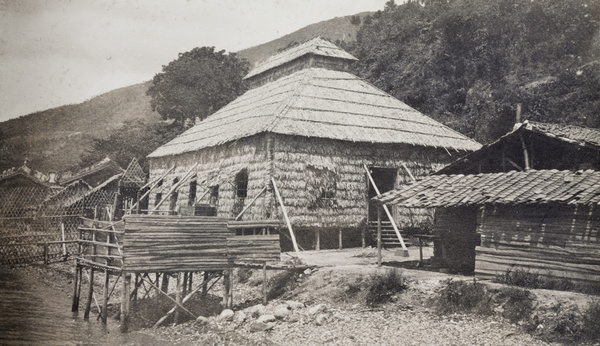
[244, 37, 358, 88]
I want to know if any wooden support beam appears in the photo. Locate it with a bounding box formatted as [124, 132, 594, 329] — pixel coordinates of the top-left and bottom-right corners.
[315, 230, 320, 251]
[139, 276, 197, 323]
[520, 134, 530, 170]
[120, 272, 131, 332]
[338, 229, 343, 250]
[401, 163, 416, 182]
[377, 206, 382, 267]
[71, 264, 80, 312]
[504, 157, 523, 171]
[364, 164, 409, 256]
[153, 275, 212, 328]
[174, 273, 182, 325]
[102, 270, 110, 324]
[84, 268, 95, 320]
[235, 186, 267, 220]
[262, 262, 268, 305]
[271, 177, 300, 256]
[161, 273, 169, 293]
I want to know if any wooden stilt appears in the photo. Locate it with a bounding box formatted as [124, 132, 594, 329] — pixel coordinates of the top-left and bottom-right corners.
[338, 229, 343, 250]
[138, 275, 197, 322]
[228, 269, 233, 309]
[161, 273, 169, 293]
[174, 273, 182, 325]
[262, 262, 267, 305]
[315, 229, 320, 251]
[120, 272, 131, 332]
[77, 266, 83, 309]
[102, 270, 110, 324]
[361, 227, 366, 249]
[71, 264, 80, 312]
[377, 206, 382, 267]
[222, 270, 230, 308]
[202, 271, 209, 298]
[182, 272, 188, 298]
[84, 268, 95, 319]
[187, 272, 193, 293]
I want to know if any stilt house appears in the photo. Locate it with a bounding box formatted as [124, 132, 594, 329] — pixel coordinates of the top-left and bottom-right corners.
[147, 37, 480, 250]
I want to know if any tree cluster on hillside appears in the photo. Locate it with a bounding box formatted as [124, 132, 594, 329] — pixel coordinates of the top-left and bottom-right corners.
[346, 0, 600, 143]
[146, 47, 249, 127]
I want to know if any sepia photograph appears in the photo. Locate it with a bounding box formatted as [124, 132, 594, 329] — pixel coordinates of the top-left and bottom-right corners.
[1, 0, 599, 344]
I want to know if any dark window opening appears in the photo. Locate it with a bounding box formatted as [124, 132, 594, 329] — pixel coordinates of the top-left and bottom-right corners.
[209, 185, 219, 206]
[157, 179, 163, 187]
[188, 180, 197, 206]
[235, 169, 248, 198]
[170, 177, 179, 212]
[367, 167, 398, 222]
[154, 193, 162, 206]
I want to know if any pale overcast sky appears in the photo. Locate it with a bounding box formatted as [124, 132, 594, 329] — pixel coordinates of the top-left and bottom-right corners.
[0, 0, 388, 123]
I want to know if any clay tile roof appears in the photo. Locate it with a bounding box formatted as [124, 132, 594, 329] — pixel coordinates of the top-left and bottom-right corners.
[377, 170, 600, 207]
[527, 121, 600, 148]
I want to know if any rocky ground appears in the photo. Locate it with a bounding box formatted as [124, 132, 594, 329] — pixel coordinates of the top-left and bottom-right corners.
[8, 247, 600, 345]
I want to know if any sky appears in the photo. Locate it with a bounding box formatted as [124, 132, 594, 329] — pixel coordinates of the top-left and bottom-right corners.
[0, 0, 389, 123]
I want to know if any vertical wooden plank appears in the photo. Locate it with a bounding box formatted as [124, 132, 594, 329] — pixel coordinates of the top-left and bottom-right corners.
[222, 270, 230, 308]
[174, 273, 182, 325]
[71, 264, 80, 312]
[84, 268, 95, 319]
[120, 272, 130, 332]
[377, 206, 382, 267]
[102, 270, 109, 324]
[262, 262, 267, 305]
[361, 227, 366, 249]
[315, 230, 320, 251]
[338, 230, 343, 250]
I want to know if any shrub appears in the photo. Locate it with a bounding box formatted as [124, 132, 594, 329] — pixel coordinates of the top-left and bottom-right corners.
[494, 268, 599, 295]
[267, 270, 301, 300]
[582, 301, 600, 341]
[365, 269, 408, 307]
[497, 287, 534, 323]
[436, 279, 493, 315]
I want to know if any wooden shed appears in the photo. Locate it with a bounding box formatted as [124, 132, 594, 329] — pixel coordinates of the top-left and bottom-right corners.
[377, 170, 600, 283]
[147, 37, 480, 250]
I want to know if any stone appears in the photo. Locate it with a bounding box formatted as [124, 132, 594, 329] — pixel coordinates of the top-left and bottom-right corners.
[249, 322, 275, 333]
[285, 300, 305, 310]
[219, 309, 234, 321]
[195, 316, 209, 325]
[233, 311, 247, 324]
[273, 305, 291, 319]
[257, 314, 276, 323]
[247, 304, 266, 318]
[308, 303, 327, 316]
[315, 313, 328, 326]
[303, 268, 312, 275]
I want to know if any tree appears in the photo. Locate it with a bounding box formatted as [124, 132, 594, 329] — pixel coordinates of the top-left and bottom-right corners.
[146, 47, 249, 127]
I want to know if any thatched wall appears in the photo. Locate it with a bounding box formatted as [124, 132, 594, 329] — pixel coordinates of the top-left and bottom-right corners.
[271, 134, 452, 229]
[148, 135, 272, 220]
[475, 204, 600, 283]
[148, 133, 453, 249]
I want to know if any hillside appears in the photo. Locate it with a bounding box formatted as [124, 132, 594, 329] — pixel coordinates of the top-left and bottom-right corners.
[0, 81, 159, 172]
[0, 15, 364, 174]
[237, 13, 367, 67]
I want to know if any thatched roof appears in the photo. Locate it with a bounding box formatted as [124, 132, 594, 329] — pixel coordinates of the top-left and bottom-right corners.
[244, 37, 357, 80]
[376, 169, 600, 208]
[149, 68, 481, 158]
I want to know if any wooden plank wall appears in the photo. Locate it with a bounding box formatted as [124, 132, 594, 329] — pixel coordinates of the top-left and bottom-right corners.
[227, 235, 281, 263]
[122, 215, 234, 272]
[475, 204, 600, 283]
[122, 215, 282, 273]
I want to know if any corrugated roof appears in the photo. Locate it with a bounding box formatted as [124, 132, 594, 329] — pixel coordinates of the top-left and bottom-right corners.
[244, 37, 358, 80]
[149, 68, 481, 158]
[377, 170, 600, 207]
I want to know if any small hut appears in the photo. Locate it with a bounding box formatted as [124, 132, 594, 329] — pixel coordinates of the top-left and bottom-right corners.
[147, 37, 480, 250]
[377, 170, 600, 283]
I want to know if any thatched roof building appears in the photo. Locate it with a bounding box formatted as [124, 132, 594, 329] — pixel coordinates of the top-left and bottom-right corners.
[438, 121, 600, 174]
[147, 37, 480, 250]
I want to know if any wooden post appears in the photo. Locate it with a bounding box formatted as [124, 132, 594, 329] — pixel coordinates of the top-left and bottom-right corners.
[315, 230, 320, 251]
[361, 227, 366, 249]
[228, 268, 234, 309]
[174, 273, 182, 324]
[120, 272, 131, 331]
[161, 273, 169, 293]
[364, 164, 409, 256]
[102, 270, 110, 323]
[71, 264, 80, 312]
[271, 177, 300, 256]
[61, 223, 67, 256]
[202, 271, 209, 298]
[182, 272, 188, 298]
[262, 262, 268, 305]
[222, 270, 230, 308]
[188, 272, 193, 293]
[338, 230, 343, 250]
[84, 268, 95, 319]
[377, 206, 382, 267]
[520, 134, 530, 170]
[43, 243, 49, 265]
